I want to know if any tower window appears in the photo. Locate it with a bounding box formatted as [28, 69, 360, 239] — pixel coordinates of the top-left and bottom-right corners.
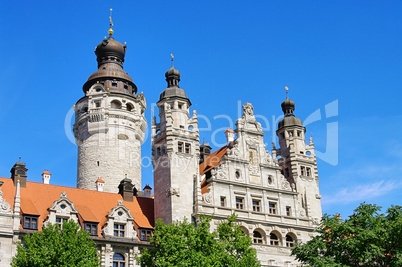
[288, 131, 293, 137]
[157, 147, 161, 157]
[253, 231, 263, 244]
[270, 233, 279, 246]
[178, 142, 183, 153]
[306, 167, 311, 177]
[286, 235, 295, 247]
[300, 166, 305, 176]
[267, 175, 273, 185]
[235, 171, 240, 179]
[178, 104, 182, 109]
[95, 101, 101, 108]
[269, 202, 277, 214]
[112, 82, 118, 87]
[284, 168, 290, 178]
[111, 100, 122, 109]
[185, 143, 191, 154]
[297, 131, 302, 137]
[236, 197, 244, 210]
[252, 199, 261, 212]
[286, 206, 292, 216]
[220, 196, 226, 207]
[97, 161, 100, 166]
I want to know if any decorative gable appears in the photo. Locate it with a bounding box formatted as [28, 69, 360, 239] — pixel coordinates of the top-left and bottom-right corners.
[44, 192, 79, 226]
[103, 200, 137, 240]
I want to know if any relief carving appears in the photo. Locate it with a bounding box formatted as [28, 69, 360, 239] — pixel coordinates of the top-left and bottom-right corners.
[166, 187, 180, 197]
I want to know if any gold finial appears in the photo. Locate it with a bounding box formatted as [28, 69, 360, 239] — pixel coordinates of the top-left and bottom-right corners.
[108, 8, 114, 36]
[285, 86, 289, 99]
[171, 53, 174, 67]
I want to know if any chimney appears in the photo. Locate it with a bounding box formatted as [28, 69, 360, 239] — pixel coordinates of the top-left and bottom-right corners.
[42, 170, 51, 184]
[224, 129, 235, 145]
[95, 178, 105, 192]
[143, 185, 152, 198]
[118, 175, 134, 202]
[10, 158, 28, 187]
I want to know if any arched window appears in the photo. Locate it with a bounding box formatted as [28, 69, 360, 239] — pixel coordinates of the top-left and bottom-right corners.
[126, 103, 134, 111]
[113, 253, 125, 267]
[270, 233, 279, 246]
[253, 230, 263, 244]
[286, 234, 295, 247]
[111, 100, 122, 109]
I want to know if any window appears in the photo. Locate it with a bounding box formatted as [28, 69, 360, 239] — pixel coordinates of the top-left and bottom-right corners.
[235, 171, 240, 179]
[140, 229, 153, 241]
[288, 130, 293, 137]
[270, 233, 279, 246]
[126, 103, 133, 111]
[252, 199, 261, 212]
[286, 235, 294, 247]
[269, 202, 277, 214]
[220, 196, 226, 207]
[286, 206, 292, 216]
[157, 147, 161, 157]
[284, 168, 290, 178]
[178, 104, 182, 109]
[56, 217, 68, 228]
[300, 166, 305, 176]
[178, 142, 183, 153]
[23, 215, 38, 230]
[253, 231, 263, 244]
[111, 100, 122, 109]
[85, 222, 98, 236]
[114, 223, 125, 237]
[95, 101, 101, 108]
[267, 176, 273, 185]
[112, 82, 118, 87]
[185, 143, 191, 154]
[236, 197, 244, 210]
[297, 131, 301, 137]
[306, 167, 311, 177]
[113, 253, 125, 267]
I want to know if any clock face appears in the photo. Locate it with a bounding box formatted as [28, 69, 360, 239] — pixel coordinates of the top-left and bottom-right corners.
[249, 150, 258, 166]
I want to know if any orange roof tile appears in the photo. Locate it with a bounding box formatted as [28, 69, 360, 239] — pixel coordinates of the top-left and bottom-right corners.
[0, 177, 154, 237]
[143, 185, 152, 190]
[42, 170, 51, 175]
[199, 146, 228, 175]
[224, 128, 235, 133]
[95, 178, 105, 183]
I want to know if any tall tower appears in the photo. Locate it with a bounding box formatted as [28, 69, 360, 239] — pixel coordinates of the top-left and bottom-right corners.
[74, 19, 147, 193]
[152, 59, 199, 224]
[275, 89, 322, 221]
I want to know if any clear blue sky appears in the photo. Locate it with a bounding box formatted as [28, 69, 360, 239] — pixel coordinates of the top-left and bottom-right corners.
[0, 1, 401, 218]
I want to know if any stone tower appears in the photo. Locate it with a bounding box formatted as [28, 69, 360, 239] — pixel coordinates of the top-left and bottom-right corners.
[275, 90, 322, 221]
[152, 61, 199, 224]
[74, 23, 147, 193]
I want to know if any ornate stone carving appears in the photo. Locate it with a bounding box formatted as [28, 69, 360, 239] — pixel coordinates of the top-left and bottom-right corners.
[315, 194, 322, 199]
[166, 187, 180, 197]
[0, 190, 11, 213]
[202, 193, 212, 204]
[300, 209, 306, 217]
[312, 217, 319, 225]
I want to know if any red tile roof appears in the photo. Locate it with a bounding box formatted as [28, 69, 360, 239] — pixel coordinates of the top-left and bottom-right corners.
[0, 177, 154, 237]
[42, 170, 51, 175]
[199, 145, 229, 194]
[95, 178, 105, 183]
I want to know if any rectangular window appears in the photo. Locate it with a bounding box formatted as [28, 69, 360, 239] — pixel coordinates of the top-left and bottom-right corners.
[114, 223, 125, 237]
[112, 82, 118, 87]
[220, 196, 226, 207]
[252, 199, 261, 212]
[306, 167, 311, 177]
[185, 143, 191, 154]
[284, 168, 290, 178]
[23, 215, 38, 230]
[178, 142, 183, 153]
[300, 166, 305, 176]
[95, 101, 101, 108]
[84, 222, 98, 236]
[269, 202, 277, 214]
[286, 206, 292, 216]
[157, 147, 161, 157]
[56, 217, 68, 228]
[236, 197, 244, 210]
[140, 229, 153, 241]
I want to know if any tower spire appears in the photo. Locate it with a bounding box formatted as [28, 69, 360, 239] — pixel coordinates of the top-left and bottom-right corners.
[171, 53, 174, 68]
[285, 86, 289, 99]
[108, 8, 114, 36]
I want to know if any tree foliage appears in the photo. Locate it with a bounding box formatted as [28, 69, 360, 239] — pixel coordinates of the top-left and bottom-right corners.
[138, 214, 260, 267]
[12, 220, 99, 267]
[291, 203, 402, 266]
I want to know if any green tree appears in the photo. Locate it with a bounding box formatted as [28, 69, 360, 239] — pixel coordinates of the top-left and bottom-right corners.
[138, 214, 260, 267]
[291, 203, 402, 267]
[12, 220, 99, 267]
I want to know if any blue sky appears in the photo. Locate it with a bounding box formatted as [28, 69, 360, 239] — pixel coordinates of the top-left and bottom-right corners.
[0, 1, 401, 218]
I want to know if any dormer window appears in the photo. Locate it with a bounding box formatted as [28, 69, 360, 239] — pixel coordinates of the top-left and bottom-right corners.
[140, 229, 153, 241]
[56, 217, 68, 228]
[23, 215, 39, 230]
[85, 222, 98, 236]
[114, 223, 125, 237]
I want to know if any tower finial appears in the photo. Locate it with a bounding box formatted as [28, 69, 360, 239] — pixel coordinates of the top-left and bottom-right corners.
[108, 8, 114, 36]
[285, 86, 289, 99]
[171, 53, 174, 67]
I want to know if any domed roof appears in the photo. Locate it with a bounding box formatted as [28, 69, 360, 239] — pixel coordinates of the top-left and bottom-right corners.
[281, 98, 295, 116]
[159, 86, 188, 101]
[95, 36, 126, 67]
[158, 63, 190, 104]
[278, 116, 304, 129]
[165, 66, 181, 78]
